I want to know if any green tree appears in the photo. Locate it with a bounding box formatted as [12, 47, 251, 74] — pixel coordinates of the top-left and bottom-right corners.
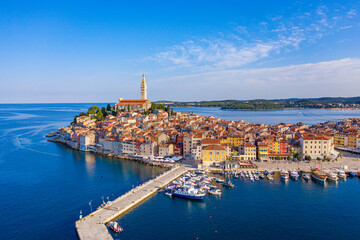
[101, 107, 108, 118]
[276, 156, 281, 160]
[106, 104, 111, 111]
[87, 106, 101, 115]
[150, 103, 157, 111]
[158, 104, 165, 110]
[95, 111, 103, 121]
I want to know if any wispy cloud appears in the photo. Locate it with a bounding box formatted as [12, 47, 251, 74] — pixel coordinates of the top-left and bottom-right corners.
[150, 4, 359, 71]
[150, 58, 360, 101]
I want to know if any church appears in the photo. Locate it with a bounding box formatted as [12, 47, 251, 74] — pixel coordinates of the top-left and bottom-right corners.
[115, 74, 151, 112]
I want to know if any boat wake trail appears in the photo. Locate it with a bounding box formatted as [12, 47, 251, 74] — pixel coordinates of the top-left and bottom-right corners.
[16, 131, 60, 157]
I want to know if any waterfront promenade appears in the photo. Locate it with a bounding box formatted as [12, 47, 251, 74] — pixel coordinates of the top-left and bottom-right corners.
[75, 165, 188, 240]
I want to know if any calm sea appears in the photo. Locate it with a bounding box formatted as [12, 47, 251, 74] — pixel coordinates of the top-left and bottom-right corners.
[0, 104, 360, 240]
[173, 107, 360, 125]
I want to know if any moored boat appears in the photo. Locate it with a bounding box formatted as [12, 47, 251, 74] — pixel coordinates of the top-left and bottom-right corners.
[311, 168, 327, 183]
[267, 174, 274, 180]
[215, 178, 225, 183]
[289, 169, 299, 180]
[108, 221, 123, 233]
[280, 169, 289, 180]
[349, 172, 358, 178]
[209, 189, 222, 195]
[325, 170, 338, 182]
[172, 187, 206, 200]
[223, 181, 235, 188]
[302, 173, 310, 180]
[337, 170, 346, 180]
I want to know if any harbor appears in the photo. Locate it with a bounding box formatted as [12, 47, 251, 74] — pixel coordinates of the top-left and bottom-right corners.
[2, 104, 360, 240]
[78, 166, 360, 240]
[75, 165, 188, 240]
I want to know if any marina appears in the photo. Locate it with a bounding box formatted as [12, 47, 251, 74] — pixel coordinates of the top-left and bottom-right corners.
[112, 168, 360, 240]
[75, 166, 188, 240]
[76, 166, 360, 240]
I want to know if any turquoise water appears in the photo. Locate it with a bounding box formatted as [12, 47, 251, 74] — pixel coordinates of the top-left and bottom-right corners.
[0, 104, 360, 240]
[173, 107, 360, 125]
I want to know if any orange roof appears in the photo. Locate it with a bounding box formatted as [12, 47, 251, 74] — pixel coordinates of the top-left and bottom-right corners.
[302, 134, 331, 140]
[244, 143, 256, 148]
[115, 99, 149, 106]
[201, 139, 220, 144]
[203, 145, 226, 151]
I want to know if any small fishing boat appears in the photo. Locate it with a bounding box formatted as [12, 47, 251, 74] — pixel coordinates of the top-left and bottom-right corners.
[302, 173, 310, 180]
[200, 184, 210, 190]
[325, 170, 338, 183]
[109, 221, 123, 233]
[267, 174, 274, 180]
[289, 169, 299, 180]
[223, 181, 235, 188]
[337, 170, 346, 180]
[349, 172, 358, 178]
[280, 169, 289, 180]
[209, 189, 222, 196]
[311, 168, 327, 183]
[216, 178, 225, 183]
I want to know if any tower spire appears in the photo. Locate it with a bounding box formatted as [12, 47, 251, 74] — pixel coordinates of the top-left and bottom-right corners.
[140, 73, 147, 100]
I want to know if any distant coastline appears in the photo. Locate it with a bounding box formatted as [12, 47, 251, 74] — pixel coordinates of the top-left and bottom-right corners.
[157, 96, 360, 111]
[173, 106, 360, 111]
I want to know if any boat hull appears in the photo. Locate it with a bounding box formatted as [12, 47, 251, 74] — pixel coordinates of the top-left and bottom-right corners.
[311, 174, 326, 183]
[172, 192, 204, 200]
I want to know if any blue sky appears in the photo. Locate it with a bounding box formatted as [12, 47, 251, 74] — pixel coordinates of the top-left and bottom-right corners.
[1, 0, 360, 103]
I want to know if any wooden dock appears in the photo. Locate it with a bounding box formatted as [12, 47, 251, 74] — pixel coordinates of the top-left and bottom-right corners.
[75, 165, 188, 240]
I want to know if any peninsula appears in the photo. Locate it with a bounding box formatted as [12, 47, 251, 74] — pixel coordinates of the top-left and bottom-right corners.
[49, 74, 360, 171]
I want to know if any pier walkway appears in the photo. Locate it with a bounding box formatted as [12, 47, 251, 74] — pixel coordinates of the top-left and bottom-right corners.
[75, 165, 188, 240]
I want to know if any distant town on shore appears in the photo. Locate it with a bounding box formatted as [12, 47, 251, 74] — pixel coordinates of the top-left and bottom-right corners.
[157, 96, 360, 110]
[48, 75, 360, 171]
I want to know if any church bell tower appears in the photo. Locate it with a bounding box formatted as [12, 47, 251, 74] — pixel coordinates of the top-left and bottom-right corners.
[140, 73, 147, 100]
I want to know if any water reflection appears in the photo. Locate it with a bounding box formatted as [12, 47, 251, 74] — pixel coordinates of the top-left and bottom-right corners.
[85, 153, 96, 176]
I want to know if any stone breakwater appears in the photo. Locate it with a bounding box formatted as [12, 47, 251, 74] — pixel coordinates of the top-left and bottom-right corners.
[75, 166, 188, 240]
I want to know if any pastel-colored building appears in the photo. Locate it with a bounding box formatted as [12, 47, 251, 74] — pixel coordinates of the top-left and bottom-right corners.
[201, 145, 227, 166]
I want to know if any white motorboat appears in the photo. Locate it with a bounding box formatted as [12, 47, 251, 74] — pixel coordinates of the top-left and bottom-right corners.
[337, 170, 347, 180]
[280, 169, 289, 180]
[302, 173, 310, 180]
[289, 169, 299, 180]
[325, 170, 338, 182]
[209, 189, 222, 196]
[172, 187, 206, 200]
